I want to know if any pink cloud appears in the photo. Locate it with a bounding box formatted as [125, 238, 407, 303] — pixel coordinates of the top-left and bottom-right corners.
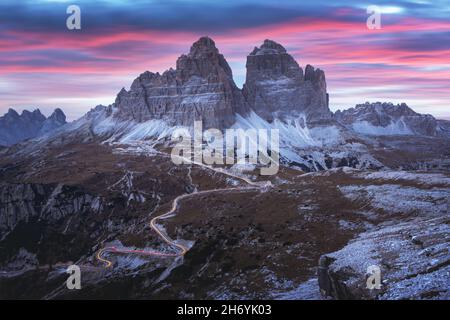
[1, 17, 449, 119]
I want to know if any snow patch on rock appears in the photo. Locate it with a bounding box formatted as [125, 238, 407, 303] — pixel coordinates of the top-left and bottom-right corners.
[360, 171, 450, 187]
[352, 119, 412, 136]
[339, 184, 448, 215]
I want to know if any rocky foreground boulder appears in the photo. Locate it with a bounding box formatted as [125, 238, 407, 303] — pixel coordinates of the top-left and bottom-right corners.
[112, 37, 332, 129]
[318, 215, 450, 300]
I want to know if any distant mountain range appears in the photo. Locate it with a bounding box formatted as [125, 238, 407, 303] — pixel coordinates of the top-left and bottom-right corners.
[0, 108, 66, 146]
[1, 36, 449, 171]
[335, 102, 450, 137]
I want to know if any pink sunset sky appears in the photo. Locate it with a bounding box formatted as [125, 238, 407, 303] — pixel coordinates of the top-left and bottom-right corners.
[0, 0, 449, 120]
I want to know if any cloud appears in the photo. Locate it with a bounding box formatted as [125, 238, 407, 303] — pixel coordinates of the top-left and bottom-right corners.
[0, 1, 309, 32]
[0, 0, 449, 119]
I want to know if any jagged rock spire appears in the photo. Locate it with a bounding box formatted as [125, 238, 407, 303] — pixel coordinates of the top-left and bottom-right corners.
[114, 37, 248, 128]
[0, 108, 66, 146]
[243, 39, 331, 123]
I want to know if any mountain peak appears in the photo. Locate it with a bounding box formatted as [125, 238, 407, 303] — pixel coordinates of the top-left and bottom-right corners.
[244, 40, 331, 123]
[20, 109, 46, 123]
[48, 108, 66, 122]
[250, 39, 287, 55]
[6, 108, 19, 118]
[176, 36, 231, 76]
[189, 36, 219, 57]
[113, 37, 333, 128]
[353, 102, 418, 117]
[0, 108, 66, 146]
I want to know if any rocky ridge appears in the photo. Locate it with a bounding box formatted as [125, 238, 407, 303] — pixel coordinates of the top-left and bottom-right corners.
[0, 108, 66, 146]
[112, 37, 332, 129]
[243, 39, 331, 124]
[335, 102, 450, 137]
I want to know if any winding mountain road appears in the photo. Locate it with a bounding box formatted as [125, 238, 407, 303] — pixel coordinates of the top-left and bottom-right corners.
[96, 155, 271, 268]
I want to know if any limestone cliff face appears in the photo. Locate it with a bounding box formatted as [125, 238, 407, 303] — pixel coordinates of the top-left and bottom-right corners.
[114, 37, 248, 129]
[243, 40, 331, 124]
[112, 37, 333, 129]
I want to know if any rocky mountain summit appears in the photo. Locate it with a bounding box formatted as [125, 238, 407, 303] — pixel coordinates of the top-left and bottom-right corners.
[335, 102, 450, 137]
[243, 40, 331, 124]
[111, 37, 331, 129]
[114, 37, 248, 129]
[0, 108, 66, 146]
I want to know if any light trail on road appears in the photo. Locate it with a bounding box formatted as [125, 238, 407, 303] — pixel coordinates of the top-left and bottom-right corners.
[96, 153, 271, 268]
